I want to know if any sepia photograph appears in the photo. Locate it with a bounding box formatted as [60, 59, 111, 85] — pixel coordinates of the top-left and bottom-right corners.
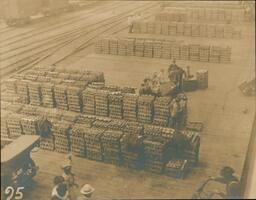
[0, 0, 255, 199]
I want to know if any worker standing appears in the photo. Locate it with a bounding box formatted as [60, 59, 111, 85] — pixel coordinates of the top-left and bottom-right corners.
[76, 184, 95, 200]
[177, 93, 188, 127]
[168, 59, 179, 86]
[176, 66, 187, 91]
[51, 182, 70, 200]
[169, 97, 180, 130]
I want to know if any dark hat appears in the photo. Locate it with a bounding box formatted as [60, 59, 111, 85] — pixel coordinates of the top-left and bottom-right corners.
[220, 166, 235, 176]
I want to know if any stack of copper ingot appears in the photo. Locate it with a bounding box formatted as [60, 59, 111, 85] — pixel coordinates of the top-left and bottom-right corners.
[184, 23, 192, 37]
[82, 88, 96, 115]
[169, 22, 177, 36]
[123, 93, 138, 121]
[108, 119, 127, 131]
[127, 38, 135, 56]
[54, 84, 68, 110]
[20, 115, 41, 135]
[155, 22, 162, 34]
[76, 114, 95, 126]
[43, 108, 63, 123]
[84, 127, 105, 161]
[6, 102, 23, 114]
[153, 97, 172, 127]
[180, 45, 189, 60]
[135, 39, 144, 57]
[220, 46, 231, 63]
[147, 22, 155, 34]
[53, 122, 71, 154]
[5, 78, 17, 95]
[191, 23, 200, 37]
[143, 135, 170, 174]
[120, 121, 144, 169]
[108, 92, 123, 119]
[118, 39, 128, 56]
[140, 21, 147, 34]
[144, 40, 153, 58]
[209, 46, 221, 63]
[1, 111, 10, 139]
[137, 95, 155, 124]
[216, 25, 224, 38]
[17, 80, 30, 104]
[189, 44, 200, 61]
[67, 86, 83, 113]
[28, 81, 42, 106]
[41, 82, 55, 108]
[61, 110, 79, 123]
[161, 22, 169, 35]
[199, 45, 210, 62]
[162, 41, 172, 59]
[70, 123, 89, 157]
[6, 113, 25, 139]
[101, 130, 124, 165]
[101, 37, 110, 54]
[92, 117, 111, 129]
[20, 105, 39, 116]
[109, 37, 118, 55]
[131, 21, 141, 33]
[164, 159, 189, 179]
[95, 89, 109, 117]
[95, 38, 102, 54]
[180, 130, 200, 166]
[24, 70, 39, 81]
[40, 134, 55, 151]
[171, 42, 180, 60]
[153, 40, 162, 58]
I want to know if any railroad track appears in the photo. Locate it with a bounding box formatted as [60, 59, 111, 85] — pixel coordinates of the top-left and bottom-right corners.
[0, 1, 132, 68]
[0, 2, 159, 92]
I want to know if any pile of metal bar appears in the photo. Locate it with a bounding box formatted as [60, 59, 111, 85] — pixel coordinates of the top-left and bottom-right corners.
[53, 122, 71, 154]
[95, 89, 109, 117]
[153, 97, 172, 126]
[70, 124, 88, 157]
[108, 92, 123, 119]
[137, 95, 155, 124]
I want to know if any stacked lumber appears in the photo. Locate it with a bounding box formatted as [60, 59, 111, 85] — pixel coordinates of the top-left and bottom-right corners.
[54, 85, 68, 110]
[101, 130, 124, 165]
[108, 92, 123, 119]
[143, 136, 169, 174]
[164, 159, 189, 179]
[144, 40, 153, 58]
[53, 122, 71, 154]
[137, 95, 155, 124]
[153, 97, 172, 126]
[82, 88, 96, 115]
[20, 115, 41, 135]
[120, 133, 144, 169]
[135, 39, 144, 57]
[70, 124, 88, 157]
[41, 82, 55, 108]
[67, 86, 82, 113]
[95, 89, 109, 117]
[6, 113, 25, 138]
[17, 80, 30, 104]
[84, 127, 105, 161]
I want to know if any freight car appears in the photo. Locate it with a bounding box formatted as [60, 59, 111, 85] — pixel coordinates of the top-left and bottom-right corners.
[0, 0, 70, 26]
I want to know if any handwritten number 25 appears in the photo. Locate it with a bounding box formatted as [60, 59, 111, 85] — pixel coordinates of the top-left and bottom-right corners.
[5, 186, 24, 200]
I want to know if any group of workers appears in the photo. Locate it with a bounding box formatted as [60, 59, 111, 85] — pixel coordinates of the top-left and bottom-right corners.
[51, 154, 95, 200]
[128, 13, 143, 33]
[139, 60, 188, 130]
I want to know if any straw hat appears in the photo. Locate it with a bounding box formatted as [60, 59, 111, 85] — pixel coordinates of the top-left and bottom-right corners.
[80, 184, 95, 195]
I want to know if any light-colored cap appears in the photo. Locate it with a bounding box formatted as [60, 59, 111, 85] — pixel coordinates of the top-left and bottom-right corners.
[80, 184, 95, 195]
[61, 162, 71, 169]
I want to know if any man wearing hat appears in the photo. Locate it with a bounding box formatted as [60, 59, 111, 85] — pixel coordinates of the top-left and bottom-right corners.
[76, 184, 95, 200]
[169, 97, 180, 130]
[177, 93, 188, 127]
